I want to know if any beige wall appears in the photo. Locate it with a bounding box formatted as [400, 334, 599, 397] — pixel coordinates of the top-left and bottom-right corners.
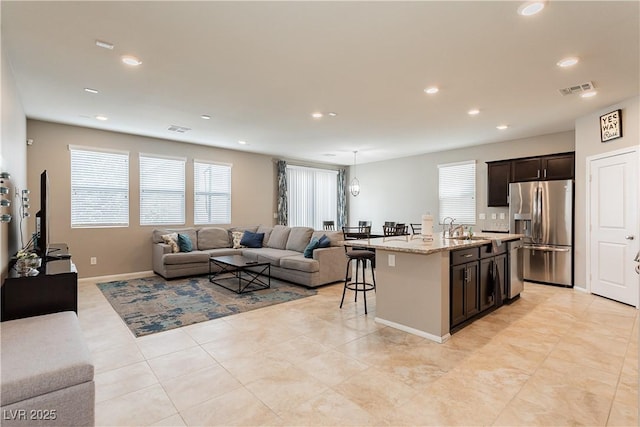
[574, 95, 640, 290]
[347, 131, 575, 233]
[1, 49, 27, 280]
[27, 120, 278, 278]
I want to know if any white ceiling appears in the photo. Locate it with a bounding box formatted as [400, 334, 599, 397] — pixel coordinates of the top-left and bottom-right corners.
[2, 1, 639, 165]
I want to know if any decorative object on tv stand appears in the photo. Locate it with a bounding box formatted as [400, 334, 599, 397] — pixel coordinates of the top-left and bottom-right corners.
[349, 150, 361, 197]
[21, 189, 31, 218]
[15, 249, 42, 276]
[0, 172, 11, 223]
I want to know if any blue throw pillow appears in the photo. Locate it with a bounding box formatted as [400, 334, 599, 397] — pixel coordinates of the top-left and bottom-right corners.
[318, 234, 331, 248]
[178, 233, 193, 252]
[240, 231, 264, 248]
[304, 237, 320, 258]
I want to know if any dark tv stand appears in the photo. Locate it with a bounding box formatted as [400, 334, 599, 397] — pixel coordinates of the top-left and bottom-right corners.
[2, 243, 78, 322]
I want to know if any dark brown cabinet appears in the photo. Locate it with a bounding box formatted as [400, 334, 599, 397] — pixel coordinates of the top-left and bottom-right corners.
[486, 152, 574, 207]
[487, 161, 511, 207]
[451, 243, 508, 331]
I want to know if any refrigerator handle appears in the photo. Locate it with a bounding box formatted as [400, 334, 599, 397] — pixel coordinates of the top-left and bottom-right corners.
[533, 187, 539, 243]
[538, 186, 543, 242]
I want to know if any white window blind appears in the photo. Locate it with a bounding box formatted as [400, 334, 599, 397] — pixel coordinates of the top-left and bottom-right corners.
[140, 154, 185, 225]
[70, 147, 129, 227]
[287, 165, 337, 230]
[438, 160, 476, 225]
[194, 161, 232, 224]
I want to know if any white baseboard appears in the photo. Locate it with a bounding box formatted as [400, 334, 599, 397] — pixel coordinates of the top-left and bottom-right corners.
[573, 285, 589, 294]
[79, 270, 156, 285]
[375, 317, 451, 343]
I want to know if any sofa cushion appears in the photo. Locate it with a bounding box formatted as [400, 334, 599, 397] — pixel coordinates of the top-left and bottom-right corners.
[0, 312, 94, 407]
[266, 225, 291, 250]
[154, 228, 199, 249]
[231, 231, 245, 249]
[198, 227, 230, 250]
[163, 251, 210, 265]
[286, 227, 314, 252]
[311, 230, 343, 247]
[280, 254, 320, 273]
[203, 248, 243, 257]
[303, 237, 320, 258]
[318, 234, 331, 248]
[242, 248, 300, 266]
[256, 225, 273, 244]
[178, 233, 193, 252]
[161, 233, 180, 253]
[240, 231, 264, 248]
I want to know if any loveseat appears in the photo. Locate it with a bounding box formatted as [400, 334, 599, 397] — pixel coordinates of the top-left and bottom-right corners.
[152, 225, 348, 288]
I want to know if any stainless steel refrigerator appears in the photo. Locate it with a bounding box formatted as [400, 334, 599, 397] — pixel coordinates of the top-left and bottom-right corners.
[509, 179, 573, 287]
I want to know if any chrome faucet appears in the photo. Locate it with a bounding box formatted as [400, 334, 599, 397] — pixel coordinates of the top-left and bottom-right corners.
[442, 217, 455, 237]
[450, 224, 465, 237]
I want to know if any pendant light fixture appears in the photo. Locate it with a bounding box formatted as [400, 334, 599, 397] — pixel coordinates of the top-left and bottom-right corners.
[349, 150, 361, 197]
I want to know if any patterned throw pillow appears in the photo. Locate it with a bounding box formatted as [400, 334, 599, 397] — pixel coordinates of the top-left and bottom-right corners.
[231, 231, 246, 249]
[161, 233, 180, 253]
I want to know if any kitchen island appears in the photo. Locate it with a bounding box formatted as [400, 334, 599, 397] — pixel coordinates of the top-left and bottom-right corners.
[343, 233, 522, 343]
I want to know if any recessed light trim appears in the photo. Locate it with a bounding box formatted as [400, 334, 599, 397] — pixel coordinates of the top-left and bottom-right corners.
[581, 91, 597, 98]
[424, 86, 439, 94]
[95, 115, 108, 121]
[557, 57, 579, 68]
[311, 112, 323, 119]
[95, 40, 114, 50]
[121, 55, 142, 66]
[238, 140, 247, 145]
[496, 125, 509, 130]
[84, 88, 99, 94]
[327, 112, 338, 117]
[201, 115, 211, 120]
[518, 1, 545, 16]
[468, 109, 480, 116]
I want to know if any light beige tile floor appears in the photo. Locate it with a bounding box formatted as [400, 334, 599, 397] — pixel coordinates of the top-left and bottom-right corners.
[79, 275, 639, 426]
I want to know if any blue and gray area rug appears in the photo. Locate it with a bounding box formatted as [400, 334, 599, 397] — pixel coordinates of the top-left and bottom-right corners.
[97, 275, 317, 337]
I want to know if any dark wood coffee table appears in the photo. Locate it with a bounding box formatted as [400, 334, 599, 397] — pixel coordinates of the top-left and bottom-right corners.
[208, 255, 271, 294]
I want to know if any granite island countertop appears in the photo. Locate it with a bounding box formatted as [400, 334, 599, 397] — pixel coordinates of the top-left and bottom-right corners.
[343, 232, 523, 255]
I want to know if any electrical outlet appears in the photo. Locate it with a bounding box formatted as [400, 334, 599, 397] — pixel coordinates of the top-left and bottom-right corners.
[491, 213, 497, 219]
[90, 257, 97, 265]
[499, 212, 506, 220]
[388, 254, 396, 267]
[479, 213, 486, 220]
[273, 213, 278, 219]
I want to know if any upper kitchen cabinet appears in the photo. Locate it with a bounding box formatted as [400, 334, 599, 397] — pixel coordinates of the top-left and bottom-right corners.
[486, 152, 574, 207]
[487, 160, 511, 207]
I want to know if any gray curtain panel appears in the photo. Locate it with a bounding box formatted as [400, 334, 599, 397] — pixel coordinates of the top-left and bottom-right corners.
[338, 168, 347, 228]
[277, 160, 288, 225]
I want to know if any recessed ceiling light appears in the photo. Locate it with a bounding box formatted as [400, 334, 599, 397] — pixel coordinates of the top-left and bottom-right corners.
[121, 55, 142, 66]
[201, 115, 211, 120]
[581, 91, 597, 98]
[95, 40, 114, 50]
[517, 1, 546, 16]
[95, 115, 108, 121]
[323, 153, 336, 157]
[238, 140, 247, 145]
[327, 112, 338, 117]
[311, 112, 323, 119]
[84, 88, 99, 94]
[557, 57, 579, 68]
[496, 125, 509, 130]
[468, 109, 480, 116]
[424, 87, 439, 94]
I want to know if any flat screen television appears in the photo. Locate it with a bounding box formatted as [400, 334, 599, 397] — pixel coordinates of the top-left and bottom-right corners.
[35, 170, 48, 257]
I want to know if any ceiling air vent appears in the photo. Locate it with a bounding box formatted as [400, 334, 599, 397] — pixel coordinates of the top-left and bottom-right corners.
[167, 125, 191, 133]
[559, 81, 595, 96]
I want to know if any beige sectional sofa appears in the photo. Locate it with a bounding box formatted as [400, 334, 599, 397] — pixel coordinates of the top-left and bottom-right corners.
[152, 225, 348, 288]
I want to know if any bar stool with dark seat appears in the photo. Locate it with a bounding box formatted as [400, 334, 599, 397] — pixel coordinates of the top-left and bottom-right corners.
[341, 226, 376, 314]
[322, 220, 335, 230]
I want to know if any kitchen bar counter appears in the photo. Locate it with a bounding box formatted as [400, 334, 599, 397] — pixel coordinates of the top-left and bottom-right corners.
[342, 233, 522, 343]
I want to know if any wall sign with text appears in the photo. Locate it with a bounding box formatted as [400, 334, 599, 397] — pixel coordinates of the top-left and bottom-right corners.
[600, 109, 623, 143]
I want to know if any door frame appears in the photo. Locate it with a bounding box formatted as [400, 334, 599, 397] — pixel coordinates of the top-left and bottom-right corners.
[585, 145, 640, 308]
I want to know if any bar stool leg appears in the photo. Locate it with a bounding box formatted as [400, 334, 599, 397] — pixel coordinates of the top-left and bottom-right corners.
[362, 257, 368, 314]
[340, 258, 351, 309]
[354, 259, 359, 303]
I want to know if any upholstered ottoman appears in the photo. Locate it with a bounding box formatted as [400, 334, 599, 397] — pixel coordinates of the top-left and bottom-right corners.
[1, 311, 95, 426]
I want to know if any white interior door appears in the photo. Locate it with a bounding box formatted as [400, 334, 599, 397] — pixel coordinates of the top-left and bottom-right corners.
[589, 148, 639, 307]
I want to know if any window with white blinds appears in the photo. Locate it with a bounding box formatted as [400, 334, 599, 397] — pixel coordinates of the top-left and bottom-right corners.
[438, 160, 476, 225]
[287, 165, 337, 230]
[140, 154, 185, 225]
[194, 161, 231, 224]
[70, 146, 129, 227]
